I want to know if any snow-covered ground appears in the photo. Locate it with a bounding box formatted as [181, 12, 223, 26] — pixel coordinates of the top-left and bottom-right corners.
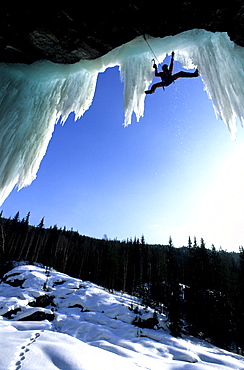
[0, 264, 243, 370]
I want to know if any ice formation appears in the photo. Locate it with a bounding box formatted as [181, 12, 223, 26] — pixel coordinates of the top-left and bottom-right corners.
[0, 29, 243, 204]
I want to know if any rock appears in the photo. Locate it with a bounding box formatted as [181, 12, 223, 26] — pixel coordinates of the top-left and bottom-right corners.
[16, 308, 55, 321]
[28, 294, 55, 308]
[4, 277, 26, 288]
[0, 2, 243, 64]
[18, 310, 55, 321]
[2, 307, 22, 319]
[132, 316, 159, 329]
[68, 303, 84, 310]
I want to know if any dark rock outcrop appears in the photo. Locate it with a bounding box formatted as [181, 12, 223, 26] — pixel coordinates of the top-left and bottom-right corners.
[2, 307, 22, 319]
[0, 2, 243, 64]
[132, 316, 159, 329]
[18, 310, 55, 321]
[28, 294, 55, 308]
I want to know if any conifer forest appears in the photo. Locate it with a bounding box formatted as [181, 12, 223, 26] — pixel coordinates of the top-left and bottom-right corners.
[0, 211, 244, 355]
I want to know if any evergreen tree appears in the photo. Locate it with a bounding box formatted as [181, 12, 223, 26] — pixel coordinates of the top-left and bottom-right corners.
[12, 211, 20, 224]
[1, 210, 243, 353]
[25, 211, 31, 225]
[236, 247, 244, 352]
[166, 237, 182, 337]
[188, 236, 192, 249]
[38, 217, 45, 228]
[0, 214, 5, 268]
[167, 282, 182, 337]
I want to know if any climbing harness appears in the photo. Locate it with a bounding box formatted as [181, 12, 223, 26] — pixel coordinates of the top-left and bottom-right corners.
[143, 34, 160, 64]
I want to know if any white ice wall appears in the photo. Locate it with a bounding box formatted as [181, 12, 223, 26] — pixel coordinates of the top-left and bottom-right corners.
[0, 61, 99, 204]
[0, 29, 243, 204]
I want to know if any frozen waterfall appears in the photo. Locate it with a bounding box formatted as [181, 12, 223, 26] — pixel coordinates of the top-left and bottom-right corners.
[0, 29, 243, 205]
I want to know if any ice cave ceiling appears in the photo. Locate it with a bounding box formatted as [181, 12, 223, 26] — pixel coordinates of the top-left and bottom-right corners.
[0, 2, 243, 64]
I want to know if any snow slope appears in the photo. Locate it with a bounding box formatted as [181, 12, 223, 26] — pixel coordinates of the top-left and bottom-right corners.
[0, 29, 244, 205]
[0, 264, 243, 369]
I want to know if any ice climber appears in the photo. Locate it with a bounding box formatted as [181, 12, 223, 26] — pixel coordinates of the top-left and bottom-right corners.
[145, 51, 199, 94]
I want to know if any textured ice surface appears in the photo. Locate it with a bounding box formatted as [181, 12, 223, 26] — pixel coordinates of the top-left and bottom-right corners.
[0, 29, 243, 204]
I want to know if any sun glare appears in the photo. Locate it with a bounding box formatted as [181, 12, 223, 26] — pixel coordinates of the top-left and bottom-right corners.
[195, 143, 244, 249]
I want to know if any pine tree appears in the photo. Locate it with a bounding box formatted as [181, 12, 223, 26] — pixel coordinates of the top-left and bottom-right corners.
[166, 237, 182, 337]
[188, 236, 192, 249]
[0, 215, 5, 267]
[236, 247, 244, 352]
[24, 212, 31, 225]
[38, 217, 45, 228]
[12, 211, 20, 223]
[167, 282, 182, 337]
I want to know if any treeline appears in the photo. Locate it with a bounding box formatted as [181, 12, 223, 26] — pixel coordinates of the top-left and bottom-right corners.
[0, 211, 244, 354]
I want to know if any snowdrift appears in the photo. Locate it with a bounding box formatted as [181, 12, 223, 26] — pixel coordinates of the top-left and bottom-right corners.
[0, 29, 243, 204]
[0, 264, 244, 369]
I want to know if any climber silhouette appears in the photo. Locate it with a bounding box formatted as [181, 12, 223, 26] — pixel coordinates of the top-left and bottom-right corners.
[145, 51, 199, 94]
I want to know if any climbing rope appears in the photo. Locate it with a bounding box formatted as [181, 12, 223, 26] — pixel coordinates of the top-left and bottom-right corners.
[143, 34, 160, 64]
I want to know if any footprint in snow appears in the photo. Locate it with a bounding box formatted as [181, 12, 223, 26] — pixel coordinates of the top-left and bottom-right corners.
[14, 331, 43, 370]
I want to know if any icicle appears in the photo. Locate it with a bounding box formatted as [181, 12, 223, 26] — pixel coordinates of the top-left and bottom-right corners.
[0, 29, 243, 204]
[119, 53, 154, 126]
[0, 61, 99, 204]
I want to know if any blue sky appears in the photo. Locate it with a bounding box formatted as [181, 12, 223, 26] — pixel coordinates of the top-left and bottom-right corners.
[2, 60, 244, 251]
